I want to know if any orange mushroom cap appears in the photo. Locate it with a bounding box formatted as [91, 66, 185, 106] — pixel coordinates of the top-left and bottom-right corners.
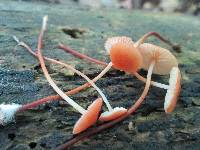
[73, 98, 103, 134]
[105, 36, 143, 73]
[99, 107, 127, 122]
[139, 43, 178, 75]
[164, 67, 181, 114]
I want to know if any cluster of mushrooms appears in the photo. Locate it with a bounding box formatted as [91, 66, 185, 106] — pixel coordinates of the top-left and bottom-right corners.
[0, 16, 181, 148]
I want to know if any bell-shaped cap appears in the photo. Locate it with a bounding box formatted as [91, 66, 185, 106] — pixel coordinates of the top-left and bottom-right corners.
[99, 107, 127, 122]
[164, 67, 181, 113]
[105, 36, 134, 54]
[139, 43, 178, 75]
[105, 36, 142, 73]
[73, 98, 103, 134]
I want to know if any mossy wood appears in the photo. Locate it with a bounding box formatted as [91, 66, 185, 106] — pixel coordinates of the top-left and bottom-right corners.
[0, 0, 200, 149]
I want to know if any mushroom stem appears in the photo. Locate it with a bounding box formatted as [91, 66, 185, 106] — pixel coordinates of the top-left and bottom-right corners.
[55, 60, 156, 149]
[93, 62, 113, 111]
[79, 62, 114, 111]
[58, 43, 107, 66]
[133, 72, 169, 89]
[37, 16, 86, 114]
[58, 44, 168, 89]
[13, 36, 113, 112]
[134, 32, 176, 49]
[128, 60, 155, 112]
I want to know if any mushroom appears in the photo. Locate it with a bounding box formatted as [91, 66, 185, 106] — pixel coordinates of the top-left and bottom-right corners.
[134, 33, 178, 75]
[105, 36, 143, 73]
[114, 34, 181, 113]
[105, 36, 178, 84]
[55, 67, 181, 149]
[56, 63, 178, 149]
[133, 33, 181, 113]
[105, 37, 158, 115]
[58, 34, 181, 114]
[36, 16, 103, 134]
[55, 43, 157, 149]
[59, 36, 155, 121]
[164, 67, 181, 113]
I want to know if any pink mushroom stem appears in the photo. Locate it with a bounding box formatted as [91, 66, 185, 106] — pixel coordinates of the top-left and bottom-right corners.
[58, 43, 169, 89]
[134, 31, 175, 48]
[128, 61, 155, 111]
[58, 44, 107, 66]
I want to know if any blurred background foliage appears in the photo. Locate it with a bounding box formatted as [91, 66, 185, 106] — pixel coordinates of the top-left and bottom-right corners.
[16, 0, 200, 16]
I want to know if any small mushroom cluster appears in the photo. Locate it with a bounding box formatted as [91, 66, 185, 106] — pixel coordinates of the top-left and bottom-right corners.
[0, 16, 181, 147]
[105, 34, 181, 114]
[60, 33, 181, 114]
[57, 32, 181, 148]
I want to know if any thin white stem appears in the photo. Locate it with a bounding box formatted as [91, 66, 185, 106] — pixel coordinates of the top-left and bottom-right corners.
[91, 62, 113, 111]
[147, 61, 155, 81]
[134, 72, 169, 89]
[133, 33, 169, 89]
[50, 60, 113, 111]
[37, 16, 86, 114]
[42, 15, 48, 31]
[94, 62, 113, 111]
[74, 63, 113, 111]
[44, 75, 87, 114]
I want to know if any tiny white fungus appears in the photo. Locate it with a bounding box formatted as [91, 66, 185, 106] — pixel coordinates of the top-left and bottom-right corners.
[0, 104, 22, 125]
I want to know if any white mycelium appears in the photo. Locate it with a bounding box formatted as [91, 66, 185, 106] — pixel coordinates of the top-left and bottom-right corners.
[0, 104, 22, 125]
[100, 107, 127, 118]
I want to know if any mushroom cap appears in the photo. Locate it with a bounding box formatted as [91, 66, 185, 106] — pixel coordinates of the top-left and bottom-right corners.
[164, 67, 181, 114]
[105, 36, 143, 73]
[99, 107, 127, 122]
[105, 36, 134, 54]
[73, 98, 103, 134]
[139, 43, 178, 75]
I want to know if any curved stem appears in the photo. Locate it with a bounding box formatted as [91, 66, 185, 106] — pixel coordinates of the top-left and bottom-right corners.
[128, 61, 155, 112]
[134, 32, 176, 48]
[133, 72, 169, 89]
[37, 16, 86, 114]
[69, 62, 113, 111]
[58, 44, 169, 89]
[55, 61, 155, 150]
[94, 62, 113, 111]
[58, 43, 107, 66]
